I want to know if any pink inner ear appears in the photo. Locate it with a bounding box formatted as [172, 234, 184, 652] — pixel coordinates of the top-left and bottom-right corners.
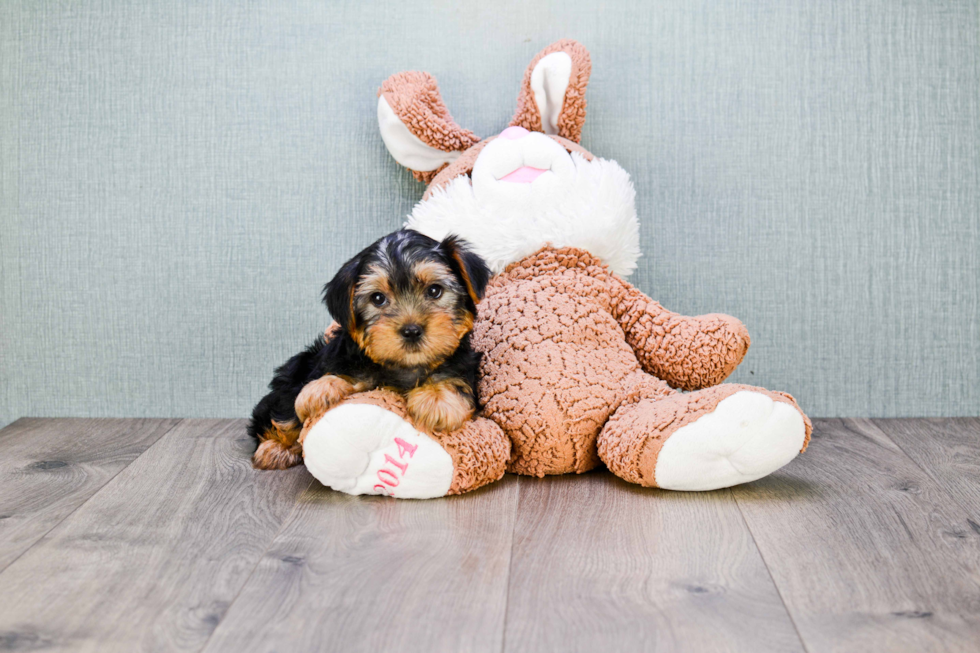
[499, 166, 548, 183]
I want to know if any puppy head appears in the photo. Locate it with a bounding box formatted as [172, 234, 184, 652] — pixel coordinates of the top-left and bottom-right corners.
[323, 229, 490, 368]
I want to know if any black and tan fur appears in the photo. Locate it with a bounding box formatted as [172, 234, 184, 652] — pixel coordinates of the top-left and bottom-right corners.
[248, 229, 490, 469]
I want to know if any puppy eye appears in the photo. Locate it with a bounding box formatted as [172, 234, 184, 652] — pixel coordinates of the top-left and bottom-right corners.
[426, 284, 443, 299]
[369, 292, 387, 307]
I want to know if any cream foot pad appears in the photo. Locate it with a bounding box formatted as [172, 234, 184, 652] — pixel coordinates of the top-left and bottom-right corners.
[303, 403, 454, 499]
[654, 391, 806, 491]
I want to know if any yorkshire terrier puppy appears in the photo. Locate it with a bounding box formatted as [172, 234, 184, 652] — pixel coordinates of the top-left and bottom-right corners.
[248, 229, 491, 470]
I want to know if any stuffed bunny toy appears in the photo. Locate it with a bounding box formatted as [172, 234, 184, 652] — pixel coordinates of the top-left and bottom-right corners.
[301, 40, 811, 499]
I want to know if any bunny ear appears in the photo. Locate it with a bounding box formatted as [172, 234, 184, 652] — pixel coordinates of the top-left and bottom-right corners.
[377, 72, 481, 183]
[510, 40, 592, 143]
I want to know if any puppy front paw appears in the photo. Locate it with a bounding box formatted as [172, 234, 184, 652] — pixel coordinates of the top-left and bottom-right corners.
[295, 375, 356, 423]
[406, 381, 475, 433]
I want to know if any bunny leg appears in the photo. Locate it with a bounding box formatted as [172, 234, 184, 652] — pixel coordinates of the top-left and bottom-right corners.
[598, 381, 811, 491]
[302, 390, 510, 499]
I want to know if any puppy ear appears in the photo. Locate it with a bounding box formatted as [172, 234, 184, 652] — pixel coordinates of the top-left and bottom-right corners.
[441, 235, 491, 305]
[322, 255, 362, 331]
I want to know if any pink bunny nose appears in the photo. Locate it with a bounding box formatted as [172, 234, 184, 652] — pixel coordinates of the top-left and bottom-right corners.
[499, 126, 529, 140]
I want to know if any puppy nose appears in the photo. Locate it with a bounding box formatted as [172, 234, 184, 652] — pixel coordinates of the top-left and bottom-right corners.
[400, 324, 423, 341]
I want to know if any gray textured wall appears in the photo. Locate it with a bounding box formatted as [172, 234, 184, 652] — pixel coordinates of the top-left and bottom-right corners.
[2, 0, 978, 427]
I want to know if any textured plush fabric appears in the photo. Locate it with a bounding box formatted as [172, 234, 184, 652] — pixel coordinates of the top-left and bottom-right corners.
[471, 246, 807, 478]
[378, 71, 481, 181]
[510, 39, 591, 143]
[300, 40, 813, 496]
[598, 384, 812, 487]
[309, 245, 808, 492]
[2, 1, 979, 429]
[379, 72, 480, 154]
[340, 389, 511, 495]
[607, 277, 751, 391]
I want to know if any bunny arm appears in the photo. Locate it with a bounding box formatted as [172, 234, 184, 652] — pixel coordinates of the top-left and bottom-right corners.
[606, 274, 751, 391]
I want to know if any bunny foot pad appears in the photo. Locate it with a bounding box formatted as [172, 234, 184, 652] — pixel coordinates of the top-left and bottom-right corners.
[303, 403, 454, 499]
[654, 390, 806, 491]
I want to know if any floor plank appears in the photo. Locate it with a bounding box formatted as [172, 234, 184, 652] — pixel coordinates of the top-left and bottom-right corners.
[502, 471, 804, 653]
[0, 418, 179, 571]
[202, 475, 520, 653]
[0, 419, 311, 653]
[4, 417, 979, 652]
[733, 418, 980, 652]
[874, 418, 980, 517]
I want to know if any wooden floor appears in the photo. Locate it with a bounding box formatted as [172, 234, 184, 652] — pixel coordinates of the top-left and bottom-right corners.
[0, 418, 979, 652]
